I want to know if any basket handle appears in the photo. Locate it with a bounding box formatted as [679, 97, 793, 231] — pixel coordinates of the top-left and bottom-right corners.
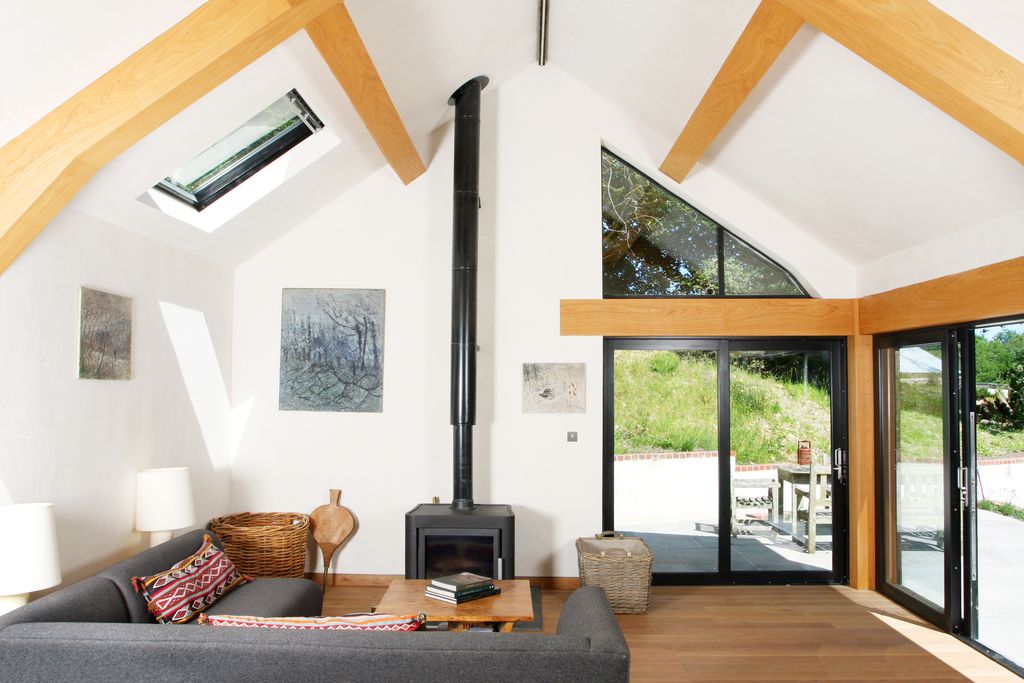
[596, 531, 625, 539]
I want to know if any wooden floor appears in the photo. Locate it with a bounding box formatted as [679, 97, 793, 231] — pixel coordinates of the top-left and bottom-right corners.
[323, 584, 1021, 682]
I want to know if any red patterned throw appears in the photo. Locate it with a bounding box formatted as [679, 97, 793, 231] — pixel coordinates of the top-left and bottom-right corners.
[132, 534, 251, 624]
[197, 612, 424, 631]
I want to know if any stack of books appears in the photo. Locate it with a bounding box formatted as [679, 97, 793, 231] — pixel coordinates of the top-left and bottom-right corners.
[424, 572, 500, 604]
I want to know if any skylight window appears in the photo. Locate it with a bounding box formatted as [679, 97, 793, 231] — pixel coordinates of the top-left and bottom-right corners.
[155, 89, 323, 211]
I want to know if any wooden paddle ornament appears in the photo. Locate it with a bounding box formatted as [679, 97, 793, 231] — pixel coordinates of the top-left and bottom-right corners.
[309, 489, 355, 592]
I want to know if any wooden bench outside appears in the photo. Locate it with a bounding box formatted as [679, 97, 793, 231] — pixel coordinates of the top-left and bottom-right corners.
[732, 477, 780, 536]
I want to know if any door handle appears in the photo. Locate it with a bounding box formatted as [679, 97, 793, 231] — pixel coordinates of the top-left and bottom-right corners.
[957, 466, 969, 506]
[833, 448, 846, 484]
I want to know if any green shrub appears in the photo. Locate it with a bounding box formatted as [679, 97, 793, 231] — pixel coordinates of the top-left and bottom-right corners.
[979, 499, 1024, 522]
[731, 375, 778, 415]
[1009, 363, 1024, 428]
[649, 351, 680, 374]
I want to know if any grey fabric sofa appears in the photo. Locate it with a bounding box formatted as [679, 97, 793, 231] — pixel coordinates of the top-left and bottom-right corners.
[0, 529, 631, 682]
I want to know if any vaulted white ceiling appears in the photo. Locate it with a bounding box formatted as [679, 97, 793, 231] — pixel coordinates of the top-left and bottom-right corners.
[2, 0, 1022, 277]
[552, 0, 1024, 266]
[0, 1, 204, 150]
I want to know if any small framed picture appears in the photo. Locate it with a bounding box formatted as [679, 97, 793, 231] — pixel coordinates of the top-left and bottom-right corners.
[78, 287, 133, 380]
[522, 363, 585, 413]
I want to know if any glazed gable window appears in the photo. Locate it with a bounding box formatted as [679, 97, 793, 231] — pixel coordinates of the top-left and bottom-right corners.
[601, 149, 806, 298]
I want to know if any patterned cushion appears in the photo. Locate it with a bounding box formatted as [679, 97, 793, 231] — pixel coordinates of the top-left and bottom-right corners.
[132, 534, 251, 624]
[197, 612, 424, 631]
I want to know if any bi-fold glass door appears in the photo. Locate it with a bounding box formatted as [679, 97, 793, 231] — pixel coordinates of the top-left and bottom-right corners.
[876, 330, 961, 629]
[604, 338, 848, 584]
[967, 323, 1024, 671]
[877, 321, 1024, 675]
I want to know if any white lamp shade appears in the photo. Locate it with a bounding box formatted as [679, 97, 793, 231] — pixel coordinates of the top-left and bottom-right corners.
[136, 467, 196, 532]
[0, 503, 62, 595]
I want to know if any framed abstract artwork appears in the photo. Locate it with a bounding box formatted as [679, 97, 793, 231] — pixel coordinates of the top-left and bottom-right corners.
[279, 288, 385, 412]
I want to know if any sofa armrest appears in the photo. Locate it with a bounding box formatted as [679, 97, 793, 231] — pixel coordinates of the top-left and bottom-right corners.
[0, 577, 128, 633]
[556, 586, 630, 658]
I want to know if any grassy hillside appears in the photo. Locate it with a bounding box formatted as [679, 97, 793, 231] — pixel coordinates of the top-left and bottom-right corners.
[614, 350, 831, 465]
[899, 410, 1024, 460]
[613, 350, 1024, 464]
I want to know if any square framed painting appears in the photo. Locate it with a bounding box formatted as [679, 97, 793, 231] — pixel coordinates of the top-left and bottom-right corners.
[522, 363, 585, 413]
[279, 288, 385, 412]
[78, 287, 132, 380]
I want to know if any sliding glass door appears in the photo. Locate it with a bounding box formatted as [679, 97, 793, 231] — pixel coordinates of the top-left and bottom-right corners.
[605, 338, 848, 584]
[729, 344, 841, 575]
[877, 321, 1024, 674]
[608, 343, 720, 574]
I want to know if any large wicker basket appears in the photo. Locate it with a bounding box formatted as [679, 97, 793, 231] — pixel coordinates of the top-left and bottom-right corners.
[576, 532, 652, 614]
[209, 512, 310, 578]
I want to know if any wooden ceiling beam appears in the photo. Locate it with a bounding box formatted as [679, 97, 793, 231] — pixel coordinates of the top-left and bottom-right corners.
[661, 0, 1024, 183]
[858, 256, 1024, 335]
[659, 0, 803, 182]
[305, 4, 426, 185]
[0, 0, 340, 276]
[777, 0, 1024, 165]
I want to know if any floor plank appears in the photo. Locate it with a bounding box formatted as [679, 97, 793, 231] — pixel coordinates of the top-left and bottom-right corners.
[322, 584, 1020, 681]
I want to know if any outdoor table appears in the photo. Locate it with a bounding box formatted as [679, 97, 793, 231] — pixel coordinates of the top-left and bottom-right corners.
[777, 464, 832, 538]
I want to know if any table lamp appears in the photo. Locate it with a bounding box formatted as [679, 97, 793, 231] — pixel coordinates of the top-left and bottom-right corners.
[0, 503, 62, 615]
[136, 467, 195, 547]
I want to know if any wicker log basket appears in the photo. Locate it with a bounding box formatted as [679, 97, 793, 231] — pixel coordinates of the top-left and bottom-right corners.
[209, 512, 310, 578]
[576, 532, 652, 614]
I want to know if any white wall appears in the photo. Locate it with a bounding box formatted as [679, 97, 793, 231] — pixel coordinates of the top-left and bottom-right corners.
[230, 65, 854, 577]
[0, 207, 234, 582]
[857, 208, 1024, 296]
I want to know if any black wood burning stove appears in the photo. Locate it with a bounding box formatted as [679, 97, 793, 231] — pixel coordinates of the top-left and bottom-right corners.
[405, 75, 515, 580]
[405, 504, 514, 579]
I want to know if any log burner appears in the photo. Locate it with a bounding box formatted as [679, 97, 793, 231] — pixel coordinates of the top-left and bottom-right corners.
[404, 75, 515, 580]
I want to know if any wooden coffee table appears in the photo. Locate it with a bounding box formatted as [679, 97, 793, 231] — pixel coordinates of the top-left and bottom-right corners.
[375, 579, 533, 632]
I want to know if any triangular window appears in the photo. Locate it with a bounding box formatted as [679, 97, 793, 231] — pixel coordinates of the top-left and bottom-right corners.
[602, 148, 807, 297]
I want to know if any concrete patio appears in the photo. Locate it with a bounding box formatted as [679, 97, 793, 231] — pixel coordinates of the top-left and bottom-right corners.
[616, 455, 1023, 669]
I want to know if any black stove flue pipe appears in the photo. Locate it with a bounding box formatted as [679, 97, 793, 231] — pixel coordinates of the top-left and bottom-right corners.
[449, 75, 488, 511]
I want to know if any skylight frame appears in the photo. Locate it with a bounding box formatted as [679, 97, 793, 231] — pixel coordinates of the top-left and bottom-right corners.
[155, 89, 324, 212]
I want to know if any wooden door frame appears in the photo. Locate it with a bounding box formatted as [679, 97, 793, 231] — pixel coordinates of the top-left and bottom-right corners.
[563, 254, 1024, 590]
